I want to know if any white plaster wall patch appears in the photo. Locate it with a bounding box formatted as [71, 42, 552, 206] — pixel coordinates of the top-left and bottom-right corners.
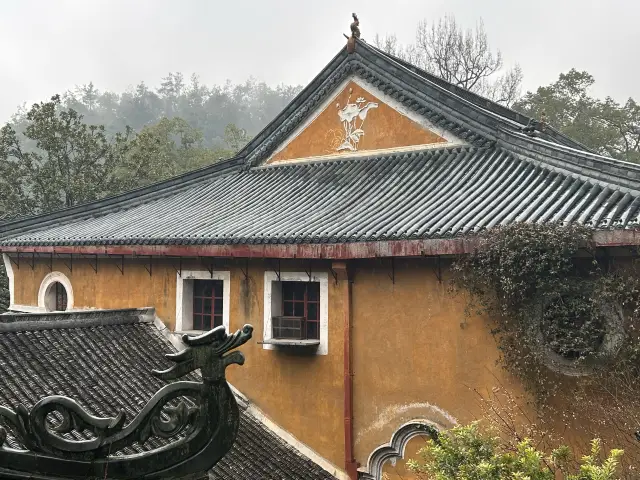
[175, 270, 230, 333]
[355, 402, 458, 446]
[263, 271, 329, 355]
[37, 271, 74, 312]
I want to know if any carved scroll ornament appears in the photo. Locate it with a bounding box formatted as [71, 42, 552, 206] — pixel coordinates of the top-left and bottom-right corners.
[0, 324, 253, 479]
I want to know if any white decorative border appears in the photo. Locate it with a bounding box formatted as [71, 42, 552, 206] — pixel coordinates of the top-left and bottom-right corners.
[265, 75, 467, 166]
[359, 420, 445, 480]
[175, 270, 230, 333]
[263, 271, 329, 355]
[38, 271, 74, 311]
[235, 384, 349, 480]
[2, 254, 15, 310]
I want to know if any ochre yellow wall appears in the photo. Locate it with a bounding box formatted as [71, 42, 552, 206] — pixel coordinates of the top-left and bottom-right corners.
[11, 257, 347, 468]
[269, 80, 446, 163]
[350, 258, 528, 465]
[12, 258, 176, 323]
[12, 256, 613, 474]
[225, 260, 346, 468]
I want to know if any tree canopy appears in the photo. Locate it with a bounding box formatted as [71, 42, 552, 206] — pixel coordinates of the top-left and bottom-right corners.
[0, 95, 130, 216]
[514, 69, 640, 163]
[111, 117, 237, 192]
[9, 74, 302, 150]
[407, 422, 623, 480]
[0, 75, 301, 220]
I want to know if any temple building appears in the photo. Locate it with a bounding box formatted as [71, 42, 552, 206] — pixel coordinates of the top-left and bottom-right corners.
[2, 26, 640, 480]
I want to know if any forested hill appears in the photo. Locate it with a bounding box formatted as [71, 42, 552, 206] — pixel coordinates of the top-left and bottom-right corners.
[10, 73, 302, 149]
[0, 74, 303, 225]
[0, 75, 302, 311]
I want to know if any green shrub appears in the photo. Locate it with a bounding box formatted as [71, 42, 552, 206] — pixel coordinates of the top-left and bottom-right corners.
[407, 422, 623, 480]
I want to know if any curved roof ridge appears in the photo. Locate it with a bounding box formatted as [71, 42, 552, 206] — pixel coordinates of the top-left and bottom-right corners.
[236, 48, 351, 161]
[361, 40, 592, 152]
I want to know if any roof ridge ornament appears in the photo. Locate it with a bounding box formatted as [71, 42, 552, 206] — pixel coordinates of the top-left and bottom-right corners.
[346, 13, 360, 54]
[521, 110, 548, 137]
[0, 324, 254, 479]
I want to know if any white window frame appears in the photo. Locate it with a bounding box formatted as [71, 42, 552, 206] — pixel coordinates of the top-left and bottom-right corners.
[38, 271, 74, 312]
[263, 271, 329, 355]
[175, 270, 230, 333]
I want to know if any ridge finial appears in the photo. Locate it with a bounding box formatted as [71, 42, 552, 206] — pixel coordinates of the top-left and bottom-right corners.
[346, 13, 360, 53]
[351, 13, 360, 38]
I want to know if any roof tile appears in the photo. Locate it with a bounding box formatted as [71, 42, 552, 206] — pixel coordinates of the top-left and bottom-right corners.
[0, 312, 336, 479]
[1, 146, 639, 247]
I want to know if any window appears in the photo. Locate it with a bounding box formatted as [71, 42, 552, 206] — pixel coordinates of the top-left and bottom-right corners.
[38, 272, 74, 312]
[55, 282, 68, 311]
[175, 270, 230, 333]
[263, 272, 328, 355]
[192, 280, 224, 330]
[273, 281, 320, 340]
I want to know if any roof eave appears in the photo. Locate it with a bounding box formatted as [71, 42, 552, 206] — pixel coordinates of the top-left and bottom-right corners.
[2, 230, 638, 260]
[0, 156, 246, 240]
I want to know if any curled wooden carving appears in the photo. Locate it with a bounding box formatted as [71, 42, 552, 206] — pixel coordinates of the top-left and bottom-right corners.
[0, 324, 253, 479]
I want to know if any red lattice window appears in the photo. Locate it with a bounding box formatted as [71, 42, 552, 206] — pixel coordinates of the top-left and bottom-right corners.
[55, 282, 68, 311]
[193, 280, 223, 330]
[281, 282, 320, 340]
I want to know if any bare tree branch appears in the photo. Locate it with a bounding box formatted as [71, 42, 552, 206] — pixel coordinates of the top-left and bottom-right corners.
[374, 16, 521, 106]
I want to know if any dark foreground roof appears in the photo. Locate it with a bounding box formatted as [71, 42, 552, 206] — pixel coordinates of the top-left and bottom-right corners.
[1, 145, 639, 247]
[0, 309, 335, 480]
[1, 39, 640, 247]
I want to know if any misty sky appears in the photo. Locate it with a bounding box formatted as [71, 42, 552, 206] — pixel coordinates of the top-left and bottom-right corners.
[1, 0, 638, 123]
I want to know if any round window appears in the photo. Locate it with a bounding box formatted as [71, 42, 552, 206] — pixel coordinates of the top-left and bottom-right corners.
[530, 294, 625, 376]
[539, 295, 606, 360]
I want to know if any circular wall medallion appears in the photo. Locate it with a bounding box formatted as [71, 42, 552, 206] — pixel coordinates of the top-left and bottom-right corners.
[528, 295, 625, 376]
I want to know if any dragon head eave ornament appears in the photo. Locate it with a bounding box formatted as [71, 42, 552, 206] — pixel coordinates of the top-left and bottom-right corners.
[0, 324, 253, 480]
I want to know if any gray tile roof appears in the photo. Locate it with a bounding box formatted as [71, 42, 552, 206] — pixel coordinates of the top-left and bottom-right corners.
[1, 145, 639, 247]
[1, 40, 639, 248]
[238, 39, 588, 169]
[0, 309, 335, 479]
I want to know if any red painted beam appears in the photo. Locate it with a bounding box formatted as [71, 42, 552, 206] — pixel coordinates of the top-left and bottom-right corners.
[0, 230, 638, 259]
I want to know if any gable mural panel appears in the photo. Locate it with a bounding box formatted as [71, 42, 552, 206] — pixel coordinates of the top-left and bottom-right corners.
[267, 78, 451, 164]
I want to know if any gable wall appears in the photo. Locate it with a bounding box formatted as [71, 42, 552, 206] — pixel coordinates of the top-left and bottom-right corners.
[266, 78, 449, 164]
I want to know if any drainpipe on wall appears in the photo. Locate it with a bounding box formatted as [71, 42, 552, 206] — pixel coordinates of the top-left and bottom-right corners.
[333, 261, 358, 479]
